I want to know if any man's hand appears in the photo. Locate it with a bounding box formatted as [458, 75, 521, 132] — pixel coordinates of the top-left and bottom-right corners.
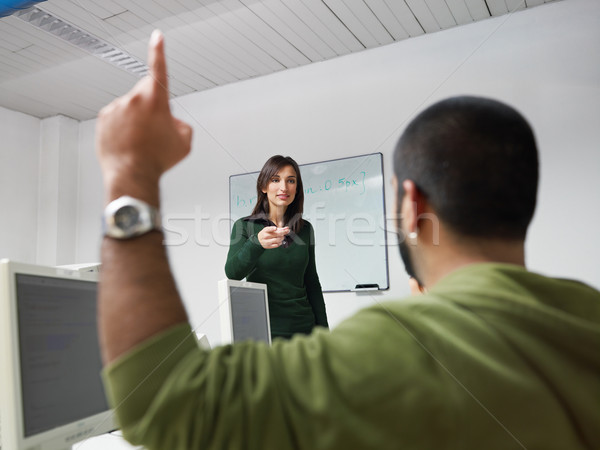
[258, 226, 290, 249]
[95, 29, 192, 205]
[96, 31, 190, 364]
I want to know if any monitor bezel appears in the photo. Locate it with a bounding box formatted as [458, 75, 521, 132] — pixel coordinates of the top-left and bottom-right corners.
[218, 278, 271, 346]
[0, 259, 116, 450]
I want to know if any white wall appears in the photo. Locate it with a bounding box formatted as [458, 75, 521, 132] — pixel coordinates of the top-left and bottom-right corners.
[0, 106, 40, 263]
[0, 109, 82, 266]
[74, 0, 600, 346]
[37, 115, 81, 266]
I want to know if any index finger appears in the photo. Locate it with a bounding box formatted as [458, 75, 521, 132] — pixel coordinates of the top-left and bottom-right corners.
[148, 29, 169, 101]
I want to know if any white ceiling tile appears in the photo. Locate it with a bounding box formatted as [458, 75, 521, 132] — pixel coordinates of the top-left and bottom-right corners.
[405, 0, 442, 32]
[186, 2, 286, 71]
[240, 0, 333, 61]
[381, 0, 425, 37]
[293, 0, 362, 54]
[41, 1, 114, 38]
[363, 0, 410, 41]
[463, 0, 491, 20]
[506, 0, 527, 12]
[425, 0, 457, 29]
[216, 0, 312, 66]
[197, 0, 305, 68]
[161, 8, 268, 78]
[123, 0, 254, 80]
[0, 87, 59, 118]
[339, 0, 395, 46]
[99, 0, 130, 16]
[61, 0, 116, 20]
[321, 0, 377, 47]
[264, 0, 339, 59]
[444, 0, 474, 25]
[486, 0, 510, 16]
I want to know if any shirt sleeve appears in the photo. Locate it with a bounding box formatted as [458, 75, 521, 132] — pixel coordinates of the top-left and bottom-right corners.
[303, 222, 329, 328]
[224, 219, 265, 280]
[102, 305, 452, 450]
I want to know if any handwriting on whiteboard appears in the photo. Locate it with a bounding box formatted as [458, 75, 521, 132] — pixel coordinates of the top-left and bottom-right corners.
[233, 171, 367, 209]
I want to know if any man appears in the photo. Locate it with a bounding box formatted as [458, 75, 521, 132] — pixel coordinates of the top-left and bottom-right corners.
[97, 31, 600, 449]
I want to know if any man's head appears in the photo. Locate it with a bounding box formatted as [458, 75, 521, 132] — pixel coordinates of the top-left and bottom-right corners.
[393, 96, 539, 283]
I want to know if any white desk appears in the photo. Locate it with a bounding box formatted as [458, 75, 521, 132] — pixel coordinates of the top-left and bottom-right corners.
[73, 431, 143, 450]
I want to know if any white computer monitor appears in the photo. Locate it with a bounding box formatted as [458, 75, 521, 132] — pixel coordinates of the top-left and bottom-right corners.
[0, 259, 115, 450]
[218, 279, 271, 345]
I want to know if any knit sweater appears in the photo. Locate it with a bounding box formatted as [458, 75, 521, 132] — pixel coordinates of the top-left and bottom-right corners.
[224, 217, 328, 339]
[103, 263, 600, 450]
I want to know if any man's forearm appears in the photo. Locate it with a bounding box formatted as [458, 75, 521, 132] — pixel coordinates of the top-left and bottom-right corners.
[95, 30, 192, 365]
[99, 232, 188, 364]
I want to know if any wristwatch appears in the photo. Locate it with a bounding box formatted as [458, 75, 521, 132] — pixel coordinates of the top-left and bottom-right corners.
[103, 196, 162, 239]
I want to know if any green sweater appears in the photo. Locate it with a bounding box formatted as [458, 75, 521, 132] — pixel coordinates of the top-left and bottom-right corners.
[103, 263, 600, 449]
[224, 217, 328, 339]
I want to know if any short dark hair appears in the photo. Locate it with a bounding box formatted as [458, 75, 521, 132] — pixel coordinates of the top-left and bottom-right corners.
[394, 96, 539, 240]
[251, 155, 305, 233]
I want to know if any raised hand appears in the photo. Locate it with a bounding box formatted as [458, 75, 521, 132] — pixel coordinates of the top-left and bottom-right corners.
[95, 30, 193, 205]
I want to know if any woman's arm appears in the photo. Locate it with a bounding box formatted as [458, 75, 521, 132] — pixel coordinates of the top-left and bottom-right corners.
[224, 220, 265, 280]
[304, 223, 329, 328]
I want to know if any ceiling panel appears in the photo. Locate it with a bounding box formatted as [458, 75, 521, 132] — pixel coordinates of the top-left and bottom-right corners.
[380, 0, 425, 37]
[0, 0, 557, 120]
[425, 0, 457, 29]
[463, 0, 491, 21]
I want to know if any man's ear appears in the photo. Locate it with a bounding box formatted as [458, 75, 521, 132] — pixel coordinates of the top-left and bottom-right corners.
[401, 180, 419, 235]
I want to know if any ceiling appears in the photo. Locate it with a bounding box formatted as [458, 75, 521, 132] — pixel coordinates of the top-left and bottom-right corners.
[0, 0, 554, 121]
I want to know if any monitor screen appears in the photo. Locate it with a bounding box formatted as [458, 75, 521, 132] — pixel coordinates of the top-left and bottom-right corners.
[16, 273, 108, 437]
[0, 260, 115, 450]
[229, 286, 270, 343]
[218, 279, 271, 346]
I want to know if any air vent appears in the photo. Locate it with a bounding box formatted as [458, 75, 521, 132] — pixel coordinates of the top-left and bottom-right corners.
[13, 6, 149, 77]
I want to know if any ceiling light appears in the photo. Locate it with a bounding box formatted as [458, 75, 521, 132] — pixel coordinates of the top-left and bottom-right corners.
[13, 6, 149, 77]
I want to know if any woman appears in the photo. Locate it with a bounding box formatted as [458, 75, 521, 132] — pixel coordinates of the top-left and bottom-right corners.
[225, 155, 329, 340]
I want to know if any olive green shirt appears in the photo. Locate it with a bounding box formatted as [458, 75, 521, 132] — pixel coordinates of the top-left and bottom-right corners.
[103, 263, 600, 449]
[224, 217, 328, 338]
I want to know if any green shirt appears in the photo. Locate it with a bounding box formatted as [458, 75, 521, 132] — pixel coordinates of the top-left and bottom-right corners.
[103, 263, 600, 449]
[224, 217, 328, 338]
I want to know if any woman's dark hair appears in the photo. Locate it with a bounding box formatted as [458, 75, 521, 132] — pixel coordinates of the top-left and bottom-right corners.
[251, 155, 304, 233]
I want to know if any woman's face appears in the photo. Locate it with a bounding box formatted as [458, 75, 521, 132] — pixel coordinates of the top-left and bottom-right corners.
[262, 165, 297, 211]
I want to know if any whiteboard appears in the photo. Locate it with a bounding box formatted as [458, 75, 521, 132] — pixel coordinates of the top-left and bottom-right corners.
[229, 153, 389, 292]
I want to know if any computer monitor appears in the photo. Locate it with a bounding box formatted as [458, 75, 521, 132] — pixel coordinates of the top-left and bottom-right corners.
[218, 279, 271, 345]
[0, 259, 115, 450]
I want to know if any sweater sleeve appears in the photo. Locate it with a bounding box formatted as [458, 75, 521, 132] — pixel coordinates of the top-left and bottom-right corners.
[304, 222, 329, 328]
[224, 219, 265, 280]
[102, 305, 452, 450]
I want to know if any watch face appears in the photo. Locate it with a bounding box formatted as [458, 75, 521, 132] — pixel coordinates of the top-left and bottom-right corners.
[114, 205, 140, 231]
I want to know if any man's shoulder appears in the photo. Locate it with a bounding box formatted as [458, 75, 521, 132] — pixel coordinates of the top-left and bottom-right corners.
[334, 294, 462, 340]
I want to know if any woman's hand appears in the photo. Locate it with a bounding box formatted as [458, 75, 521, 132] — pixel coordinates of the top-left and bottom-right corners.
[258, 226, 290, 249]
